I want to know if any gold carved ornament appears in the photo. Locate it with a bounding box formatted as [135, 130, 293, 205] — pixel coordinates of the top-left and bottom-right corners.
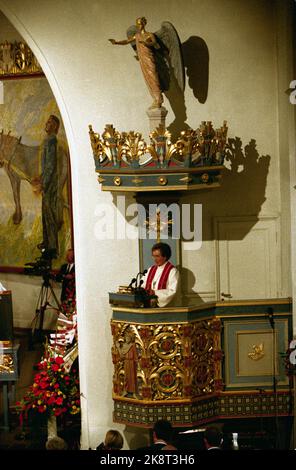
[145, 208, 173, 243]
[111, 318, 223, 401]
[248, 343, 265, 361]
[0, 354, 14, 374]
[0, 41, 43, 78]
[89, 122, 228, 169]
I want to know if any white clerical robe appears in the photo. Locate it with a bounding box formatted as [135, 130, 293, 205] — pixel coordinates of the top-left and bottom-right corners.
[141, 262, 179, 307]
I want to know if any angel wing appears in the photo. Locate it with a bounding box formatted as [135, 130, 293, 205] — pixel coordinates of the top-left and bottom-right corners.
[155, 21, 185, 93]
[126, 24, 137, 54]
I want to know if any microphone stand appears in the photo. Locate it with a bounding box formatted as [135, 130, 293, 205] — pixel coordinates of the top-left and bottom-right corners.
[135, 270, 147, 290]
[128, 278, 137, 290]
[268, 308, 279, 448]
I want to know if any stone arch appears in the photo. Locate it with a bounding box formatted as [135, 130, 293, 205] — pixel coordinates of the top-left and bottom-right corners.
[0, 3, 89, 448]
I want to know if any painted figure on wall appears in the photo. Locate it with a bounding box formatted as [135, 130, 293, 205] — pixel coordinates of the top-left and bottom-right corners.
[39, 114, 60, 256]
[0, 120, 67, 234]
[116, 329, 138, 398]
[0, 78, 71, 268]
[109, 17, 184, 109]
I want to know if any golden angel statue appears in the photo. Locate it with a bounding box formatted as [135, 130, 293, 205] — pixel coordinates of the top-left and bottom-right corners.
[109, 17, 185, 109]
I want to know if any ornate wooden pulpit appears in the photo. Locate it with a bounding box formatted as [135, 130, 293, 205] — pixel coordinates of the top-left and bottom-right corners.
[110, 298, 292, 427]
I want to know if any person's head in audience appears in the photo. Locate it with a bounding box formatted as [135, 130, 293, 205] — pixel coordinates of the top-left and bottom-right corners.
[153, 419, 173, 444]
[46, 436, 68, 450]
[203, 426, 223, 450]
[104, 430, 124, 450]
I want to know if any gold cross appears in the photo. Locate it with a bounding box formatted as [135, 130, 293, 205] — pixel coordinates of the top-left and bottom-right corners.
[146, 209, 173, 242]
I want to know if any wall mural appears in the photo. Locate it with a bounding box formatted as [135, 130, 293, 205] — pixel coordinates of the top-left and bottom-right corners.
[0, 77, 72, 270]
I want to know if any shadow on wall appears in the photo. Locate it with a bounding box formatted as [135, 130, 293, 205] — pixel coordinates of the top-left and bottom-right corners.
[164, 35, 270, 241]
[166, 36, 209, 140]
[178, 266, 206, 306]
[181, 137, 271, 242]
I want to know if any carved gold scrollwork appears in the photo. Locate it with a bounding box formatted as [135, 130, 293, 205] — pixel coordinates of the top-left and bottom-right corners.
[0, 353, 14, 374]
[150, 331, 181, 360]
[151, 365, 183, 396]
[120, 131, 147, 165]
[0, 41, 43, 77]
[111, 318, 223, 401]
[197, 121, 228, 165]
[175, 129, 198, 164]
[89, 125, 106, 164]
[102, 124, 123, 166]
[90, 121, 228, 170]
[148, 124, 176, 167]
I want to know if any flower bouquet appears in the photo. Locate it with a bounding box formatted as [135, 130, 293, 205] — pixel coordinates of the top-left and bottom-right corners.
[16, 354, 80, 427]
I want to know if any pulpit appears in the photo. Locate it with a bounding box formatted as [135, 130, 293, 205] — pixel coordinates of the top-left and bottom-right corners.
[110, 298, 292, 427]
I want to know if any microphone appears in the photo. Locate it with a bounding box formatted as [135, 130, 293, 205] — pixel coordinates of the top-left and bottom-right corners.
[136, 270, 148, 288]
[267, 307, 274, 329]
[128, 278, 137, 288]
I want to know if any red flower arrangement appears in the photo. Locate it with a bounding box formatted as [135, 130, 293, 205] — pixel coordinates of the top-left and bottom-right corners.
[60, 292, 76, 317]
[16, 355, 80, 425]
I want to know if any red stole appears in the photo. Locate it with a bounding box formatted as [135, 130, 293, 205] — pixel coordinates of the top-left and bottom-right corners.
[145, 262, 174, 291]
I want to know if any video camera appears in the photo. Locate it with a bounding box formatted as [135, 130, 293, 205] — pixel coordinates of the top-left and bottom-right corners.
[23, 247, 56, 279]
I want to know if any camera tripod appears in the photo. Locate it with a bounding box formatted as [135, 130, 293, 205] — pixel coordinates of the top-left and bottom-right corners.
[29, 275, 60, 349]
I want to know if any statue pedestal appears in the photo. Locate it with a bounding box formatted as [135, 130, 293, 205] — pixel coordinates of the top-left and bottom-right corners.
[146, 106, 168, 132]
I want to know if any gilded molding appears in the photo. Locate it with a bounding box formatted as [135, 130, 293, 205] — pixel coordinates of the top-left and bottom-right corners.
[0, 41, 43, 78]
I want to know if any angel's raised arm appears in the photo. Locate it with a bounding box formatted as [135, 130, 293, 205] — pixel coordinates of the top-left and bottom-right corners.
[109, 36, 135, 46]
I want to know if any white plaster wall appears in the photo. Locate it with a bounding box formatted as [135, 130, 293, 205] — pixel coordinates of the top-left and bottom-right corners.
[0, 0, 294, 449]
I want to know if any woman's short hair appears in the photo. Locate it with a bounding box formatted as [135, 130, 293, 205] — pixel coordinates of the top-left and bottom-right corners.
[104, 430, 124, 450]
[152, 243, 172, 260]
